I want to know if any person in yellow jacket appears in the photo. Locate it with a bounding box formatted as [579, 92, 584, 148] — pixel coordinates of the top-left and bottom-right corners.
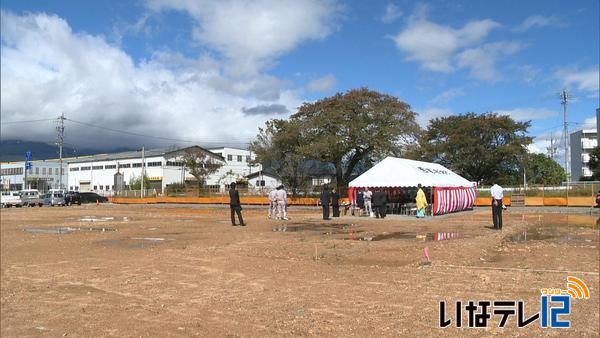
[415, 183, 427, 218]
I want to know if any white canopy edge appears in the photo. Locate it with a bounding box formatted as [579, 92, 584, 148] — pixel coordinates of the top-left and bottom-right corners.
[349, 157, 474, 188]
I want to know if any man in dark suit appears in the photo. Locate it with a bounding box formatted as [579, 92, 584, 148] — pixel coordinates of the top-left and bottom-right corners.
[331, 188, 340, 217]
[320, 186, 331, 220]
[229, 182, 245, 226]
[373, 191, 388, 219]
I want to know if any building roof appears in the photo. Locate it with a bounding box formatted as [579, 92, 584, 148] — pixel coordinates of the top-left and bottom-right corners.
[246, 168, 280, 179]
[67, 146, 224, 164]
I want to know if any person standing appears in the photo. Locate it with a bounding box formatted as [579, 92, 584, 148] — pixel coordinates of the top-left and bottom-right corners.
[415, 184, 428, 218]
[229, 182, 245, 226]
[490, 183, 503, 230]
[320, 186, 331, 220]
[267, 188, 277, 219]
[373, 190, 388, 219]
[275, 185, 289, 220]
[363, 188, 373, 217]
[331, 188, 340, 217]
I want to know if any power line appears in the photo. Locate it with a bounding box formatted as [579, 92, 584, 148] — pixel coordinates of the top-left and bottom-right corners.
[1, 118, 55, 125]
[64, 118, 253, 146]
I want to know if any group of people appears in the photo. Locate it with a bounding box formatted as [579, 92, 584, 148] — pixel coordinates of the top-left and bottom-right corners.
[228, 182, 432, 226]
[319, 186, 340, 220]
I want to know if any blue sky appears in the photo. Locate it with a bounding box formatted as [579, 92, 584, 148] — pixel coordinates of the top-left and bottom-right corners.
[1, 0, 598, 158]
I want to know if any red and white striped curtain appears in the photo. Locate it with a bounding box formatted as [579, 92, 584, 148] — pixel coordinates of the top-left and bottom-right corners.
[433, 186, 476, 215]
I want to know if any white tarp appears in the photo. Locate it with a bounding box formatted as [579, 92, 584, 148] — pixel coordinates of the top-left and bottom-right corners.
[349, 157, 473, 188]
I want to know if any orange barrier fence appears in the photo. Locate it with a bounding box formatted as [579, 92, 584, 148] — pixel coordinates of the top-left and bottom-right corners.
[110, 196, 593, 207]
[474, 196, 595, 207]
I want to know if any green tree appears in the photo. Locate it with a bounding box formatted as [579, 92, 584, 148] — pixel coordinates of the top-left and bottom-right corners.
[250, 119, 310, 196]
[128, 174, 150, 190]
[292, 88, 420, 193]
[182, 148, 223, 196]
[410, 113, 532, 185]
[588, 146, 600, 180]
[522, 153, 566, 185]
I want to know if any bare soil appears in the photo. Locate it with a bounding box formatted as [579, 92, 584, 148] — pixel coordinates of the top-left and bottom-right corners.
[1, 204, 598, 337]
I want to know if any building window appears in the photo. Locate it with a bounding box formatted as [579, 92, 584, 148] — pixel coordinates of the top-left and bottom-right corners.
[35, 167, 39, 175]
[105, 185, 110, 190]
[255, 180, 266, 187]
[93, 185, 97, 190]
[92, 165, 103, 170]
[111, 185, 114, 190]
[75, 186, 79, 191]
[70, 167, 79, 171]
[227, 154, 233, 161]
[48, 168, 53, 175]
[147, 161, 162, 167]
[42, 168, 46, 175]
[215, 153, 222, 157]
[166, 161, 183, 167]
[237, 155, 243, 162]
[132, 163, 142, 168]
[105, 164, 116, 169]
[246, 155, 251, 162]
[80, 166, 91, 171]
[121, 163, 131, 168]
[99, 185, 103, 190]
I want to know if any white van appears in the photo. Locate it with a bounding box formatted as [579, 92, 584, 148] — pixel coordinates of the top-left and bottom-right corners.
[1, 191, 23, 208]
[20, 189, 43, 207]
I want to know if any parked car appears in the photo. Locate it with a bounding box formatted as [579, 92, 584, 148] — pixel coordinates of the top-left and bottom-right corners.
[65, 191, 82, 206]
[43, 191, 66, 206]
[20, 189, 43, 207]
[79, 192, 109, 204]
[1, 191, 23, 208]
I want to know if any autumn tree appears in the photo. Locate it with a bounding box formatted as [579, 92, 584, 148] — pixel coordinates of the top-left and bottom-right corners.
[182, 148, 223, 196]
[291, 88, 420, 193]
[249, 119, 310, 196]
[409, 113, 532, 185]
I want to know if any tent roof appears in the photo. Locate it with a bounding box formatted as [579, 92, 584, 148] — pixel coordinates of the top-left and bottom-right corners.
[349, 157, 473, 188]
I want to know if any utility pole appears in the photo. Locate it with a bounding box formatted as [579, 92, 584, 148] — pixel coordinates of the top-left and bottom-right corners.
[560, 89, 570, 182]
[55, 113, 65, 189]
[141, 146, 145, 198]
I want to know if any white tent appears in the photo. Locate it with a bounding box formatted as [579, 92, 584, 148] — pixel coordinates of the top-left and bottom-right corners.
[349, 157, 472, 188]
[349, 157, 476, 215]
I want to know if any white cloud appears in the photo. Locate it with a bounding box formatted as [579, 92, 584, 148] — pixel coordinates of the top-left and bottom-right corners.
[495, 108, 559, 121]
[147, 0, 342, 75]
[555, 67, 600, 95]
[0, 11, 303, 149]
[581, 117, 597, 129]
[381, 3, 402, 23]
[307, 74, 336, 92]
[415, 107, 453, 127]
[513, 15, 563, 32]
[456, 41, 524, 82]
[431, 88, 465, 104]
[391, 15, 500, 73]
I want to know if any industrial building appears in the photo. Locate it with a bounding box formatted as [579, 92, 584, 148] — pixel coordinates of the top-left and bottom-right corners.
[0, 159, 67, 191]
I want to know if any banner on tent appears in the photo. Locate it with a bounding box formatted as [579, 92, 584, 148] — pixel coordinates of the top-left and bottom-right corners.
[433, 186, 476, 215]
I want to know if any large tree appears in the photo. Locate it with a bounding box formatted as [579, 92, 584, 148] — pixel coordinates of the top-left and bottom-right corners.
[409, 113, 532, 185]
[291, 88, 420, 193]
[522, 153, 566, 185]
[250, 119, 311, 196]
[182, 148, 223, 196]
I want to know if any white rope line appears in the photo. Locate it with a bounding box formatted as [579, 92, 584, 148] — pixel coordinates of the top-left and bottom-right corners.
[435, 264, 599, 276]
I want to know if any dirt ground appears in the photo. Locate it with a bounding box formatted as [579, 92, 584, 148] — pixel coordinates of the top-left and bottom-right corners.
[1, 204, 598, 337]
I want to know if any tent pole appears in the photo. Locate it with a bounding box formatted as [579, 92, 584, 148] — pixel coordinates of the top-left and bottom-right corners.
[429, 187, 433, 216]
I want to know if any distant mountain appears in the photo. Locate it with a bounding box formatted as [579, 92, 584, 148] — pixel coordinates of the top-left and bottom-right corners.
[0, 140, 133, 162]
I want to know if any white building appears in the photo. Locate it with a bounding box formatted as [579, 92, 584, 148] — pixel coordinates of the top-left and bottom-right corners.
[208, 147, 262, 188]
[246, 169, 282, 194]
[570, 129, 598, 181]
[67, 146, 225, 194]
[1, 159, 67, 191]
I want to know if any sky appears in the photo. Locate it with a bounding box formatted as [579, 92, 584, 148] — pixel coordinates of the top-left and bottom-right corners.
[1, 0, 598, 161]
